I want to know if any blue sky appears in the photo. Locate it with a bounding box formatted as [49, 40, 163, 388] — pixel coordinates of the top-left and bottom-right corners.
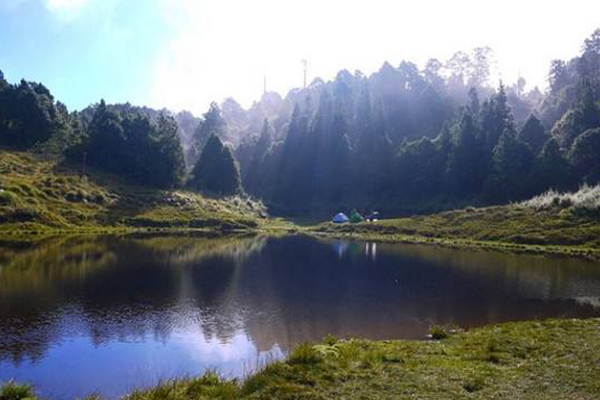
[0, 0, 173, 111]
[2, 0, 600, 115]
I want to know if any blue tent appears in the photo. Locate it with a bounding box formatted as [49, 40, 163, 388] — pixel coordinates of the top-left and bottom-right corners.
[332, 213, 349, 223]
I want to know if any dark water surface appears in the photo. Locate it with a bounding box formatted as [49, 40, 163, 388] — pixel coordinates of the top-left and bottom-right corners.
[1, 234, 600, 399]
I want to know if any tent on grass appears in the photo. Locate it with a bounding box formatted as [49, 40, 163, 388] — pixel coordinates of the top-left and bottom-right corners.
[349, 209, 364, 223]
[332, 213, 349, 223]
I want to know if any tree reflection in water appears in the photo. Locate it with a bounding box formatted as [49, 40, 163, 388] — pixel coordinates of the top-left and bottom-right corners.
[1, 234, 600, 399]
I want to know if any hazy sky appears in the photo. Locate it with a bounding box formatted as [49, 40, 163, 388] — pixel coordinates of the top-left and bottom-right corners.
[1, 0, 600, 115]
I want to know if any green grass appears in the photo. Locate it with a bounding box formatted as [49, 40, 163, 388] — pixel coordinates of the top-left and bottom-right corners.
[5, 148, 600, 260]
[0, 150, 267, 235]
[313, 203, 600, 260]
[4, 318, 600, 399]
[0, 383, 34, 400]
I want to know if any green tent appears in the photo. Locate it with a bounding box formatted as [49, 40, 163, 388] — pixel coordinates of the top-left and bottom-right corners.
[349, 209, 364, 223]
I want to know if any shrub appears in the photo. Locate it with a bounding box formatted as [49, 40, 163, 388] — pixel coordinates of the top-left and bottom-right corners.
[322, 334, 338, 346]
[429, 325, 449, 340]
[0, 382, 34, 400]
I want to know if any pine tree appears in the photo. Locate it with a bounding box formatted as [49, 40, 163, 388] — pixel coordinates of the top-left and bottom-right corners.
[189, 134, 241, 195]
[245, 119, 272, 194]
[569, 127, 600, 184]
[529, 138, 574, 193]
[189, 102, 227, 166]
[485, 129, 534, 202]
[86, 99, 127, 173]
[447, 112, 484, 196]
[152, 114, 187, 188]
[275, 104, 312, 208]
[481, 82, 514, 151]
[518, 114, 547, 154]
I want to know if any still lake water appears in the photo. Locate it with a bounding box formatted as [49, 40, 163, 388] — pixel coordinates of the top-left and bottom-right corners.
[1, 234, 600, 399]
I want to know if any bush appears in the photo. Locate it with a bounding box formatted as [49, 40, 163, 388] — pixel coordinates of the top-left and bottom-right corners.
[322, 334, 338, 346]
[429, 325, 449, 340]
[0, 382, 34, 400]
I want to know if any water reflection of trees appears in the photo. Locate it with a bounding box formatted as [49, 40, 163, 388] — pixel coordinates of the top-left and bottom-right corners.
[0, 234, 266, 363]
[1, 234, 600, 364]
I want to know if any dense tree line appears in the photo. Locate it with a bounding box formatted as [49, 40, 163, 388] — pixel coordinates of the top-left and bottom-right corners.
[0, 72, 240, 193]
[233, 30, 600, 214]
[68, 100, 187, 189]
[0, 73, 79, 150]
[1, 29, 600, 212]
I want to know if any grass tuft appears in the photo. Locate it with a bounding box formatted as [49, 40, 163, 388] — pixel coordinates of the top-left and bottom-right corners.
[520, 184, 600, 212]
[288, 343, 322, 365]
[0, 382, 34, 400]
[429, 324, 450, 340]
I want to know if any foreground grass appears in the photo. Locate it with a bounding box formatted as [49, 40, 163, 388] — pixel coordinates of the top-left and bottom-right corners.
[4, 318, 600, 399]
[313, 200, 600, 260]
[0, 150, 268, 235]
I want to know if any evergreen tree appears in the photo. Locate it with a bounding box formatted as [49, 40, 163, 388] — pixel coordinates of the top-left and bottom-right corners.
[79, 101, 185, 188]
[578, 79, 600, 128]
[468, 88, 480, 115]
[481, 82, 514, 151]
[354, 98, 393, 204]
[551, 79, 600, 148]
[518, 114, 547, 154]
[485, 129, 534, 202]
[189, 134, 241, 195]
[275, 104, 312, 208]
[189, 102, 227, 166]
[397, 136, 443, 200]
[244, 119, 273, 194]
[569, 127, 600, 184]
[151, 114, 187, 188]
[0, 79, 65, 149]
[529, 138, 574, 193]
[324, 112, 351, 204]
[0, 70, 8, 136]
[86, 99, 127, 173]
[548, 60, 569, 94]
[447, 112, 484, 196]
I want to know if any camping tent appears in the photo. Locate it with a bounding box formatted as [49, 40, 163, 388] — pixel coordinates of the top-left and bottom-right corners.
[332, 213, 349, 223]
[349, 209, 364, 223]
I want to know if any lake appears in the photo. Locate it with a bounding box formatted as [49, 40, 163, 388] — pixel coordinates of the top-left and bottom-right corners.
[1, 234, 600, 399]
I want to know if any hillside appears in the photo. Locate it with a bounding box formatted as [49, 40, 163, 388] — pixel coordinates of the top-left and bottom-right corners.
[0, 150, 265, 235]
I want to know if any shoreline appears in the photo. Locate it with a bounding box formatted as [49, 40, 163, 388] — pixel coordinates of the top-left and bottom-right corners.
[3, 317, 600, 400]
[2, 220, 600, 262]
[308, 228, 600, 261]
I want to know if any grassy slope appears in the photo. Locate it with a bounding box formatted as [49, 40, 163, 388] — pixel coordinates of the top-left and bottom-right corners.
[5, 148, 600, 261]
[0, 150, 267, 235]
[313, 204, 600, 259]
[4, 318, 599, 400]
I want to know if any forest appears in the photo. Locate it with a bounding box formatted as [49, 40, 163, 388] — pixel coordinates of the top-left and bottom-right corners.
[1, 29, 600, 216]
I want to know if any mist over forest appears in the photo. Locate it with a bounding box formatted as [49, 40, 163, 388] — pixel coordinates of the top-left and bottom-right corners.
[2, 29, 600, 216]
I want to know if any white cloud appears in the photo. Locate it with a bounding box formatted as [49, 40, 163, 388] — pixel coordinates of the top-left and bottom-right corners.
[150, 0, 600, 115]
[43, 0, 90, 20]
